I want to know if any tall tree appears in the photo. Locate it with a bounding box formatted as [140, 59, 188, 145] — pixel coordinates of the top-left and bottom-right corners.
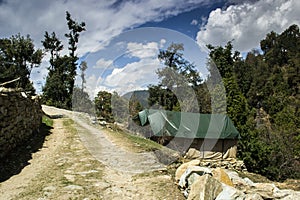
[0, 34, 43, 93]
[64, 11, 86, 108]
[42, 12, 85, 109]
[148, 43, 202, 112]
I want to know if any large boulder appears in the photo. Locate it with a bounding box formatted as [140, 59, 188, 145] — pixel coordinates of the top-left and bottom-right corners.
[175, 159, 200, 182]
[184, 148, 201, 159]
[225, 169, 250, 189]
[212, 168, 234, 187]
[251, 183, 280, 199]
[215, 184, 244, 200]
[187, 174, 223, 200]
[178, 166, 212, 188]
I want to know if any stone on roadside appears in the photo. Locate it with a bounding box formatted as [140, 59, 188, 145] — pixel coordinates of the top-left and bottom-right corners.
[175, 159, 200, 182]
[212, 168, 234, 187]
[187, 174, 223, 200]
[243, 193, 263, 200]
[184, 148, 201, 159]
[64, 185, 83, 191]
[178, 166, 212, 188]
[251, 183, 279, 199]
[216, 184, 244, 200]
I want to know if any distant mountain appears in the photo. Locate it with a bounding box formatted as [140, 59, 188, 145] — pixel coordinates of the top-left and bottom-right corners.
[122, 90, 149, 108]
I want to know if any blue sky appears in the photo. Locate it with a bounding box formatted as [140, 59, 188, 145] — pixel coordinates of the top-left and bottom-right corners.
[0, 0, 299, 97]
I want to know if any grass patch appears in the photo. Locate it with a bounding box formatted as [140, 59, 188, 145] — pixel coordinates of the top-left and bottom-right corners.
[105, 128, 162, 153]
[42, 115, 53, 127]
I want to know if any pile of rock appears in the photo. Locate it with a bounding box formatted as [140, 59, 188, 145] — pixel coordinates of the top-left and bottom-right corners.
[0, 87, 42, 158]
[175, 159, 300, 200]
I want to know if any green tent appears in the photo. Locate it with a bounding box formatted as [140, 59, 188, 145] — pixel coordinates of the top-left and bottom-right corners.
[138, 109, 240, 139]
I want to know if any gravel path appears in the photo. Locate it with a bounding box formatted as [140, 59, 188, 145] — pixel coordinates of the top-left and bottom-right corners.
[42, 105, 166, 174]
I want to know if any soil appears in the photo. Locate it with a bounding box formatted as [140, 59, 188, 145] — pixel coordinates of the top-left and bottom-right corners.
[0, 105, 184, 200]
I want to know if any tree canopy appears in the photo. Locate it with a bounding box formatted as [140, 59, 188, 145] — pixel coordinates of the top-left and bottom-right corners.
[0, 34, 43, 93]
[42, 11, 86, 109]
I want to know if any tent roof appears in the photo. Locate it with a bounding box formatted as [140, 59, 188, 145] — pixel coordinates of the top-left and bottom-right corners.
[138, 109, 240, 139]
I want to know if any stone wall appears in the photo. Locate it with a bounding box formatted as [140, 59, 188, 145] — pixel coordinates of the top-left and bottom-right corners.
[0, 87, 42, 158]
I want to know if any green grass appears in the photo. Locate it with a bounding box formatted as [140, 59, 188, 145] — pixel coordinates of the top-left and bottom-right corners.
[42, 115, 53, 127]
[105, 128, 162, 152]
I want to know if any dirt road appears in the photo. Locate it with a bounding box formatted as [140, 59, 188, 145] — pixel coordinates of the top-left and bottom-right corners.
[0, 105, 183, 200]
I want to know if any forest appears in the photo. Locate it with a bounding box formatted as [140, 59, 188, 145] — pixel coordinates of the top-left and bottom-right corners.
[0, 10, 299, 182]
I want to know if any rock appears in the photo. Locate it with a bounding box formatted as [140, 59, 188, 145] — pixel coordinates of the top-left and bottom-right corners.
[280, 191, 300, 200]
[175, 159, 200, 182]
[216, 184, 244, 200]
[178, 166, 212, 188]
[273, 189, 297, 199]
[184, 148, 201, 159]
[243, 193, 263, 200]
[243, 177, 254, 187]
[251, 183, 279, 199]
[187, 174, 223, 200]
[225, 169, 249, 189]
[43, 186, 57, 191]
[64, 174, 76, 182]
[212, 168, 234, 187]
[64, 185, 83, 191]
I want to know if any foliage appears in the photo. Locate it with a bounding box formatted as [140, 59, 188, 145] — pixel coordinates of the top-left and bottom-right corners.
[111, 92, 129, 123]
[148, 43, 204, 112]
[42, 12, 85, 109]
[0, 34, 43, 93]
[72, 87, 94, 114]
[207, 24, 300, 181]
[94, 91, 114, 123]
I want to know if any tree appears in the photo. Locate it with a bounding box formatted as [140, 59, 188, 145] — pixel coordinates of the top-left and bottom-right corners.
[148, 43, 202, 112]
[42, 12, 85, 109]
[0, 34, 43, 93]
[207, 42, 249, 126]
[79, 61, 88, 91]
[64, 11, 86, 108]
[111, 92, 129, 123]
[94, 91, 114, 123]
[72, 86, 94, 114]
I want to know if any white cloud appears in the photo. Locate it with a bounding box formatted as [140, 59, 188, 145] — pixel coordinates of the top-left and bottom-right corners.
[94, 58, 114, 69]
[126, 41, 159, 59]
[103, 57, 161, 95]
[196, 0, 300, 52]
[0, 0, 212, 93]
[93, 40, 166, 95]
[160, 39, 167, 48]
[191, 19, 198, 25]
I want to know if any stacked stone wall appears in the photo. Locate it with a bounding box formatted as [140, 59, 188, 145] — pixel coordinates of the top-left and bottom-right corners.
[0, 87, 42, 158]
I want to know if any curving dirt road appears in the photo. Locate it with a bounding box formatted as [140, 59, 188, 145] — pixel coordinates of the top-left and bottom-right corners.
[0, 105, 184, 200]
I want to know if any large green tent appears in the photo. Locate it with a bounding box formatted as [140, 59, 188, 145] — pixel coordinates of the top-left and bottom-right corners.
[138, 109, 240, 139]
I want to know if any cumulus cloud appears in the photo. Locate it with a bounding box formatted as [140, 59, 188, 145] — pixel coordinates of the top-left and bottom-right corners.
[196, 0, 300, 52]
[103, 58, 161, 95]
[0, 0, 210, 56]
[0, 0, 213, 92]
[126, 41, 159, 59]
[94, 58, 114, 69]
[96, 40, 164, 95]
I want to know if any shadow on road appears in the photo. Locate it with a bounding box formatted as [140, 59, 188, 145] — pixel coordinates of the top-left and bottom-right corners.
[0, 118, 53, 182]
